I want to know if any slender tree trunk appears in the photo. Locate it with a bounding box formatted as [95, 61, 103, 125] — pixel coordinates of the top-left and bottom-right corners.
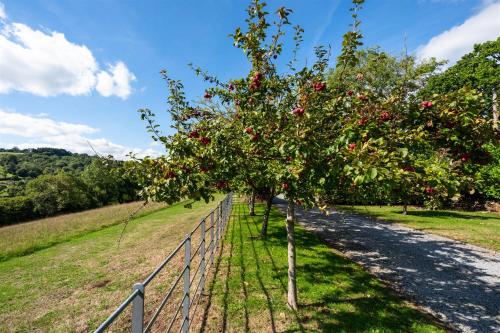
[493, 89, 498, 130]
[248, 189, 256, 216]
[286, 200, 298, 310]
[260, 190, 274, 238]
[402, 203, 408, 215]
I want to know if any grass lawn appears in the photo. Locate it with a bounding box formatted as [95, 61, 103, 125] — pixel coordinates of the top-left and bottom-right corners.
[198, 202, 445, 332]
[0, 201, 166, 261]
[0, 196, 222, 333]
[336, 205, 500, 251]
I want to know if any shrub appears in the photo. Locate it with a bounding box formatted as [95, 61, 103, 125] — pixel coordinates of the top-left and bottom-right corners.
[0, 196, 37, 225]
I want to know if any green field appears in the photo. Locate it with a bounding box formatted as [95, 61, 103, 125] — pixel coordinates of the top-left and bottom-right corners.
[0, 201, 167, 261]
[198, 203, 445, 332]
[0, 198, 222, 332]
[337, 205, 500, 251]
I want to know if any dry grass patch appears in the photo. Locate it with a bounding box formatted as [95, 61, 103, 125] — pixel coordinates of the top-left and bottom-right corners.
[0, 201, 166, 261]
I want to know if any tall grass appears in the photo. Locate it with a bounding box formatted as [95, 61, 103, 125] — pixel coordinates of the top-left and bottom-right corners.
[0, 201, 166, 261]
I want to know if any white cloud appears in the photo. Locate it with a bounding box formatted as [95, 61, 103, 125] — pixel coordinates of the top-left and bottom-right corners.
[0, 3, 135, 99]
[0, 109, 160, 159]
[0, 2, 6, 21]
[416, 2, 500, 66]
[96, 62, 136, 99]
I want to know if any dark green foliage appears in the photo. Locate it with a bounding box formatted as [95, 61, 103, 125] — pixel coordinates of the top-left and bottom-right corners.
[478, 144, 500, 201]
[81, 159, 139, 206]
[25, 173, 92, 217]
[0, 197, 36, 226]
[0, 148, 93, 187]
[0, 148, 140, 225]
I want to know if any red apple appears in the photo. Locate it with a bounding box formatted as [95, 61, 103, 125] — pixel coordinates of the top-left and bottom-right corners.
[313, 82, 326, 92]
[347, 90, 354, 96]
[245, 127, 253, 134]
[204, 92, 212, 99]
[348, 143, 356, 152]
[282, 182, 290, 191]
[358, 117, 368, 126]
[165, 171, 176, 179]
[188, 130, 200, 138]
[425, 186, 436, 194]
[380, 111, 391, 121]
[198, 137, 211, 145]
[421, 101, 433, 109]
[292, 107, 305, 116]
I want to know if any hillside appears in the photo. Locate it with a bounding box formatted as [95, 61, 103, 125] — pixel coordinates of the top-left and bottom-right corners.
[0, 147, 95, 197]
[0, 147, 139, 225]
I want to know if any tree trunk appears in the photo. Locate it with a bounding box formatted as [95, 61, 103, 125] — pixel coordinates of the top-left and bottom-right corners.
[260, 191, 274, 238]
[248, 190, 256, 216]
[286, 200, 298, 310]
[402, 203, 408, 215]
[493, 89, 498, 130]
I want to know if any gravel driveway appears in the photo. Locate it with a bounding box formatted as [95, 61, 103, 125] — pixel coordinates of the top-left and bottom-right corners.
[273, 199, 500, 333]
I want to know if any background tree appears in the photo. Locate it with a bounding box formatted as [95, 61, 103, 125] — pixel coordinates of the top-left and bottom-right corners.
[82, 158, 139, 206]
[421, 38, 499, 129]
[25, 173, 92, 217]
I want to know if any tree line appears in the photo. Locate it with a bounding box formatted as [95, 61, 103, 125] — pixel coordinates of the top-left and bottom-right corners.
[0, 148, 139, 225]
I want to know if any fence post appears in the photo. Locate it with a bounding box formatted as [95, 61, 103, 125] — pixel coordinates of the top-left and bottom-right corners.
[200, 219, 206, 292]
[215, 205, 220, 250]
[182, 235, 191, 333]
[131, 283, 144, 333]
[210, 212, 215, 266]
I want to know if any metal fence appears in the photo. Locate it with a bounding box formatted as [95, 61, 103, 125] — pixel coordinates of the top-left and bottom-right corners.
[94, 193, 233, 333]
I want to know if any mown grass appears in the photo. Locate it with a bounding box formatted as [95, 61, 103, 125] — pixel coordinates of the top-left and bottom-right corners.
[0, 201, 167, 261]
[198, 202, 445, 332]
[336, 205, 500, 251]
[0, 196, 223, 333]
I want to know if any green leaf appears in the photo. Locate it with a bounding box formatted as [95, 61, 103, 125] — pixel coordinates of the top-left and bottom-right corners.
[368, 167, 378, 180]
[398, 148, 408, 158]
[354, 175, 364, 185]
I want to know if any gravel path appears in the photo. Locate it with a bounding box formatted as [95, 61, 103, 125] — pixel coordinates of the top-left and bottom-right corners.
[273, 199, 500, 333]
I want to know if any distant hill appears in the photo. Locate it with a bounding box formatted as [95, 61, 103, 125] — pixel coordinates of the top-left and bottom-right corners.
[0, 147, 97, 197]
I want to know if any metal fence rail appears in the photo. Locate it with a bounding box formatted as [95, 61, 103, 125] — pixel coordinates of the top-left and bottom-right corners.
[94, 193, 233, 333]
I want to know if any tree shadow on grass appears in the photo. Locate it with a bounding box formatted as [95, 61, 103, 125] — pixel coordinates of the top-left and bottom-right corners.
[200, 203, 446, 332]
[261, 218, 443, 332]
[274, 198, 499, 332]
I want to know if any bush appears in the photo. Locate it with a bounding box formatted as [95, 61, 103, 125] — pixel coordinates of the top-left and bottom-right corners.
[478, 144, 500, 201]
[25, 173, 93, 217]
[0, 196, 37, 225]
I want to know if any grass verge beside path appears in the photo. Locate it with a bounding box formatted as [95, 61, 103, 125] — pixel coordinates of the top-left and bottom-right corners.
[0, 196, 222, 333]
[198, 202, 445, 332]
[337, 205, 500, 251]
[0, 201, 166, 261]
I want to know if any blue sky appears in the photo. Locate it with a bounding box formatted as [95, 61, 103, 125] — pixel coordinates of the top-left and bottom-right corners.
[0, 0, 499, 159]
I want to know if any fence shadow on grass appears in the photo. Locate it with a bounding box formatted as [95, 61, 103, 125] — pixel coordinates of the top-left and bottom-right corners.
[198, 202, 443, 332]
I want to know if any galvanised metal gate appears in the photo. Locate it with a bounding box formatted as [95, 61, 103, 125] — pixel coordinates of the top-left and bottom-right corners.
[94, 193, 233, 333]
